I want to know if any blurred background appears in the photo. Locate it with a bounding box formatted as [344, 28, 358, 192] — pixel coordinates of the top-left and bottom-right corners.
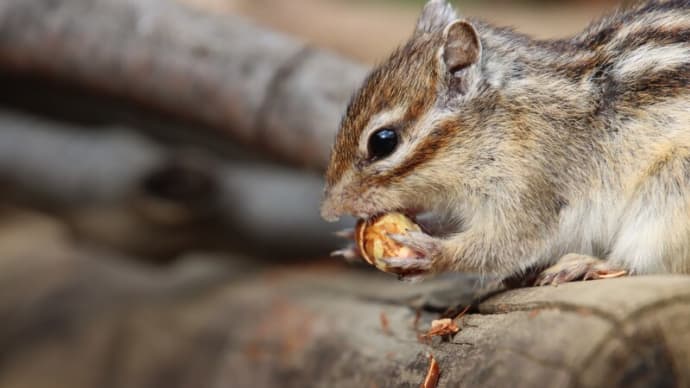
[204, 0, 623, 63]
[0, 0, 629, 387]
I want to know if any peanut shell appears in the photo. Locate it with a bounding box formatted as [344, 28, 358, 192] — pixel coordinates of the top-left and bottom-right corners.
[354, 212, 422, 273]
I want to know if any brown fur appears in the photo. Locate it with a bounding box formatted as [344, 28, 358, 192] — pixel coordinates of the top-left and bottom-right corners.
[325, 35, 442, 188]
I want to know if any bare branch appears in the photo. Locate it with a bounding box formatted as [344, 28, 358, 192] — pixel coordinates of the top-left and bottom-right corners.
[0, 110, 349, 258]
[0, 0, 368, 169]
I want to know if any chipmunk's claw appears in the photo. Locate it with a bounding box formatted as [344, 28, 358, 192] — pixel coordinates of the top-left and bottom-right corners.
[330, 246, 361, 263]
[334, 228, 356, 239]
[583, 268, 628, 281]
[535, 254, 628, 287]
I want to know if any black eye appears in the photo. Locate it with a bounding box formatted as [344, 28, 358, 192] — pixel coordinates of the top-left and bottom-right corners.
[368, 128, 398, 160]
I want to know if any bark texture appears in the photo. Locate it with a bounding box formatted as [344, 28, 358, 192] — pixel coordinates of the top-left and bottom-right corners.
[1, 249, 688, 388]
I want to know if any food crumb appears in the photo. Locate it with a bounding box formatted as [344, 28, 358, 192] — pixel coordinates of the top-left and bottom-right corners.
[423, 318, 460, 338]
[380, 311, 391, 336]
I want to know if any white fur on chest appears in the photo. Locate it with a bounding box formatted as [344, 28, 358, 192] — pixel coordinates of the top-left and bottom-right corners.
[546, 193, 671, 274]
[543, 101, 690, 275]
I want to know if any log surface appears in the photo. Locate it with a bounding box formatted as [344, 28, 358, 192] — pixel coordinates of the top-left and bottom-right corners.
[1, 250, 688, 388]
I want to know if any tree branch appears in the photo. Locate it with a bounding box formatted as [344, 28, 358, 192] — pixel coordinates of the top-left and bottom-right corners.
[0, 0, 367, 169]
[0, 110, 348, 259]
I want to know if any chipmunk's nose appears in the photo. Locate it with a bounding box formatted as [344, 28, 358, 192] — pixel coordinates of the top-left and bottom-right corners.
[320, 194, 343, 222]
[321, 173, 356, 222]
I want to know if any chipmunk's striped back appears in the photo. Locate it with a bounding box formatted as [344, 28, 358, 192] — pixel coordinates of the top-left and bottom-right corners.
[556, 0, 689, 109]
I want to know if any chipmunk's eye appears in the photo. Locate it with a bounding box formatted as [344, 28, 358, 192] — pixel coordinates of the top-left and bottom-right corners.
[368, 128, 398, 161]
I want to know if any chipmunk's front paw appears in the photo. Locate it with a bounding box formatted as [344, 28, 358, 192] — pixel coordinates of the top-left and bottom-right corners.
[330, 228, 363, 263]
[384, 232, 445, 281]
[389, 231, 444, 258]
[535, 254, 628, 287]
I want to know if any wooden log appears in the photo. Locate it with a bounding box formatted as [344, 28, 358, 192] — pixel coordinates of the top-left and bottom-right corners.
[0, 249, 688, 388]
[0, 110, 349, 258]
[0, 0, 368, 169]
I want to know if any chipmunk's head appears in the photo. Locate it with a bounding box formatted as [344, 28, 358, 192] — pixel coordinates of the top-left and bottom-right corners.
[322, 0, 487, 223]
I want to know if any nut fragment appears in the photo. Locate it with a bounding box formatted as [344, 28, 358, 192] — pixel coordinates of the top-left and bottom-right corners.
[354, 212, 422, 273]
[423, 318, 460, 338]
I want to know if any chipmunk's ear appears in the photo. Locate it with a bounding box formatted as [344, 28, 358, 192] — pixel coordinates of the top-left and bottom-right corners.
[442, 20, 482, 74]
[416, 0, 457, 35]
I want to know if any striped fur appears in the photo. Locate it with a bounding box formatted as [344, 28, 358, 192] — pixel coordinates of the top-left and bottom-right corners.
[322, 0, 690, 279]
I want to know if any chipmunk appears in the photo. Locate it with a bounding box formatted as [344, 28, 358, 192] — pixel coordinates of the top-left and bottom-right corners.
[321, 0, 690, 286]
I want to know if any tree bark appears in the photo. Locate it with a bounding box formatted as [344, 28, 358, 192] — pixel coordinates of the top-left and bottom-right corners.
[1, 250, 688, 388]
[0, 0, 368, 170]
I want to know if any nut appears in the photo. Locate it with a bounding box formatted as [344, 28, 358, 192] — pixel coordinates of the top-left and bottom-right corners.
[354, 212, 422, 273]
